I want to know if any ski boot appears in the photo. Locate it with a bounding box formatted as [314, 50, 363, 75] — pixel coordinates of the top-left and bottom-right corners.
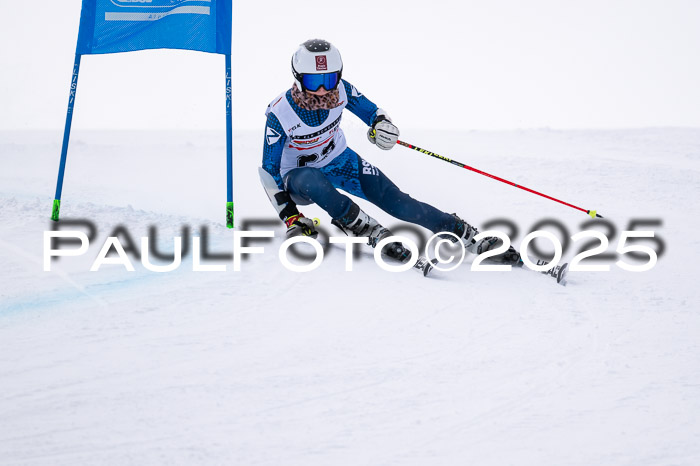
[444, 214, 522, 266]
[333, 204, 411, 263]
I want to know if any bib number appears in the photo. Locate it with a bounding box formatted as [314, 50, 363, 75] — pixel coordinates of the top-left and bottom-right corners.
[296, 139, 337, 167]
[297, 154, 319, 167]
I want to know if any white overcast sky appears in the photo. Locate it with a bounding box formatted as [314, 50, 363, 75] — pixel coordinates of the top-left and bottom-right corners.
[0, 0, 698, 131]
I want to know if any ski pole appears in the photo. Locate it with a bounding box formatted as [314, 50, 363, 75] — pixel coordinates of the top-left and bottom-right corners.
[396, 140, 603, 219]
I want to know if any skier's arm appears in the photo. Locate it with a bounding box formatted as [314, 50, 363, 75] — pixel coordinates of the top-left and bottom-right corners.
[261, 112, 297, 218]
[261, 112, 286, 191]
[343, 79, 379, 126]
[342, 79, 399, 150]
[260, 113, 317, 238]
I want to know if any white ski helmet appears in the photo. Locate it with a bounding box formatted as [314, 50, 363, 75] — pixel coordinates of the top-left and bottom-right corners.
[291, 39, 343, 92]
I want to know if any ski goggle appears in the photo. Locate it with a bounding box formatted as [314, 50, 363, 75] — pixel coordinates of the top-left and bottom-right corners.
[300, 71, 341, 92]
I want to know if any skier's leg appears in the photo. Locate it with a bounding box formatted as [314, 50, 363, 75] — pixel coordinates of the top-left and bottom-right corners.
[284, 158, 395, 242]
[355, 155, 455, 233]
[354, 154, 521, 265]
[293, 150, 410, 261]
[284, 167, 354, 219]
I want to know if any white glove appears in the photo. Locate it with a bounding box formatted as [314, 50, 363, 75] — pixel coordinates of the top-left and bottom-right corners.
[367, 109, 399, 150]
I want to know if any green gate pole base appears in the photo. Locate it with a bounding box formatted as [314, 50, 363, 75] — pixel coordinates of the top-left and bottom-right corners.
[226, 202, 234, 229]
[51, 199, 61, 222]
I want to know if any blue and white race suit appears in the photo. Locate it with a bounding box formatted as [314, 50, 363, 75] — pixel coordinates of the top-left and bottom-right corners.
[261, 80, 454, 233]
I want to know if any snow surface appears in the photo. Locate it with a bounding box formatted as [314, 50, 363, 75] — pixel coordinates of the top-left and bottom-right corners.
[1, 127, 699, 465]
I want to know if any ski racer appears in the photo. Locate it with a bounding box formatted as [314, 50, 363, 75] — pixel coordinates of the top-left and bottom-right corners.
[259, 38, 519, 265]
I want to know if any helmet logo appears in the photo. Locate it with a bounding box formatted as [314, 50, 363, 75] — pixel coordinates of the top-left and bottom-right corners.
[315, 55, 327, 71]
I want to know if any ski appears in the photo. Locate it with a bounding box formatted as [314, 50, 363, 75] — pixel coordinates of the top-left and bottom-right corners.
[518, 260, 569, 285]
[549, 262, 569, 285]
[413, 256, 437, 277]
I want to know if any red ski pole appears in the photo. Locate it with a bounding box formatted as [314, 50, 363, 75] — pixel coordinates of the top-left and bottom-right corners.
[397, 140, 603, 218]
